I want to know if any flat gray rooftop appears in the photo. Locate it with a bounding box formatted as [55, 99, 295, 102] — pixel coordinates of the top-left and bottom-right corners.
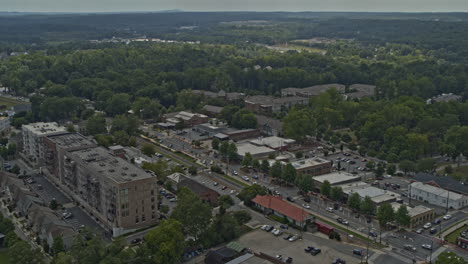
[70, 147, 154, 183]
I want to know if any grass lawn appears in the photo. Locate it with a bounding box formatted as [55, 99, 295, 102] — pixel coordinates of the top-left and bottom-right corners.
[0, 96, 26, 108]
[446, 224, 467, 244]
[451, 165, 468, 180]
[0, 248, 10, 264]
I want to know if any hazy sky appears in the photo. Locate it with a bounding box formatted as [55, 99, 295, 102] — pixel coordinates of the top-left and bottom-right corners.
[2, 0, 468, 12]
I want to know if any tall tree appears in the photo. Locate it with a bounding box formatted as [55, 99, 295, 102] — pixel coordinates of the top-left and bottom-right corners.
[320, 180, 331, 197]
[376, 203, 395, 228]
[144, 219, 185, 264]
[330, 187, 344, 201]
[395, 204, 411, 229]
[282, 163, 297, 183]
[360, 196, 376, 215]
[171, 187, 212, 241]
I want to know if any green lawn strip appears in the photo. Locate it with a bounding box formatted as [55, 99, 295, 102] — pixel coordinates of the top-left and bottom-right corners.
[445, 225, 467, 244]
[0, 249, 10, 264]
[173, 151, 197, 163]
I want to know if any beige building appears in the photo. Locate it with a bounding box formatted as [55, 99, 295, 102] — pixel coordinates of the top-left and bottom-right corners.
[291, 157, 332, 176]
[390, 202, 435, 229]
[57, 146, 158, 236]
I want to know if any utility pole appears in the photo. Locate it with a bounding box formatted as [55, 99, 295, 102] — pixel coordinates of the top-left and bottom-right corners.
[446, 189, 450, 214]
[429, 239, 434, 264]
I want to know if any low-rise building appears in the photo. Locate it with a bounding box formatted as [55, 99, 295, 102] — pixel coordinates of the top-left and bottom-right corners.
[178, 176, 220, 206]
[0, 116, 10, 133]
[291, 157, 332, 176]
[313, 172, 361, 188]
[249, 136, 295, 151]
[223, 129, 261, 142]
[201, 105, 223, 117]
[163, 111, 209, 127]
[22, 122, 67, 164]
[340, 182, 401, 205]
[236, 142, 276, 159]
[244, 96, 308, 114]
[252, 195, 313, 227]
[409, 181, 468, 209]
[345, 84, 376, 100]
[427, 93, 462, 104]
[390, 202, 435, 229]
[281, 84, 346, 97]
[255, 115, 283, 137]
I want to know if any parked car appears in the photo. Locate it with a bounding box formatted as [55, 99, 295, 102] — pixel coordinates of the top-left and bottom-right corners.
[213, 182, 219, 186]
[332, 258, 346, 264]
[233, 171, 238, 175]
[326, 207, 334, 213]
[303, 196, 311, 203]
[423, 222, 432, 229]
[304, 246, 314, 252]
[252, 175, 259, 179]
[221, 186, 227, 190]
[285, 257, 293, 263]
[283, 234, 293, 240]
[62, 211, 73, 219]
[421, 244, 432, 250]
[263, 225, 274, 232]
[287, 196, 294, 202]
[369, 231, 378, 238]
[280, 224, 289, 229]
[416, 228, 423, 234]
[433, 219, 441, 225]
[430, 228, 437, 234]
[288, 235, 299, 242]
[241, 176, 250, 181]
[302, 204, 310, 209]
[353, 249, 363, 256]
[443, 214, 452, 220]
[404, 244, 416, 252]
[272, 229, 283, 236]
[310, 248, 321, 256]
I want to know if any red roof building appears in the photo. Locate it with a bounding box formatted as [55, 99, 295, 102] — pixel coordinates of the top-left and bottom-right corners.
[251, 195, 313, 227]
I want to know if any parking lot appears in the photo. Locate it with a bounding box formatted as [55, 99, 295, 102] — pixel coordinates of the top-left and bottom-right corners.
[237, 229, 373, 264]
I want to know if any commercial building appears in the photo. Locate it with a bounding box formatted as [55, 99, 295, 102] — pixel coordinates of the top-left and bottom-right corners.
[340, 182, 401, 205]
[244, 96, 308, 114]
[22, 122, 67, 163]
[192, 90, 245, 102]
[458, 229, 468, 249]
[413, 173, 468, 196]
[59, 146, 158, 235]
[163, 111, 209, 127]
[291, 157, 332, 176]
[178, 176, 220, 206]
[215, 129, 261, 142]
[252, 195, 313, 227]
[249, 136, 295, 151]
[236, 142, 276, 159]
[390, 203, 435, 229]
[409, 181, 468, 210]
[313, 172, 361, 188]
[281, 84, 346, 97]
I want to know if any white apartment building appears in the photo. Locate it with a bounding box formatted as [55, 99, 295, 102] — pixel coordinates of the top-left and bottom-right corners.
[410, 181, 468, 210]
[22, 122, 67, 163]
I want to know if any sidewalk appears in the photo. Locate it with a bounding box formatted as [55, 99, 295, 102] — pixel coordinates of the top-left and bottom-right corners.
[440, 219, 468, 238]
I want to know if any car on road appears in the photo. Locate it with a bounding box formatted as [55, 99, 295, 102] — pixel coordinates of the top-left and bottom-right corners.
[310, 248, 321, 256]
[241, 176, 250, 181]
[421, 244, 432, 250]
[433, 219, 441, 225]
[286, 196, 294, 202]
[416, 228, 423, 234]
[233, 171, 238, 175]
[404, 244, 416, 252]
[302, 204, 310, 209]
[340, 219, 349, 225]
[352, 249, 363, 256]
[423, 222, 432, 229]
[369, 231, 378, 238]
[326, 207, 334, 213]
[288, 235, 299, 242]
[130, 238, 142, 244]
[430, 228, 437, 234]
[213, 182, 218, 186]
[443, 214, 452, 220]
[332, 258, 346, 264]
[221, 186, 227, 190]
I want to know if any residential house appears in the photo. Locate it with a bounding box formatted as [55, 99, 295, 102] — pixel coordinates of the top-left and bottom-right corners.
[252, 195, 313, 227]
